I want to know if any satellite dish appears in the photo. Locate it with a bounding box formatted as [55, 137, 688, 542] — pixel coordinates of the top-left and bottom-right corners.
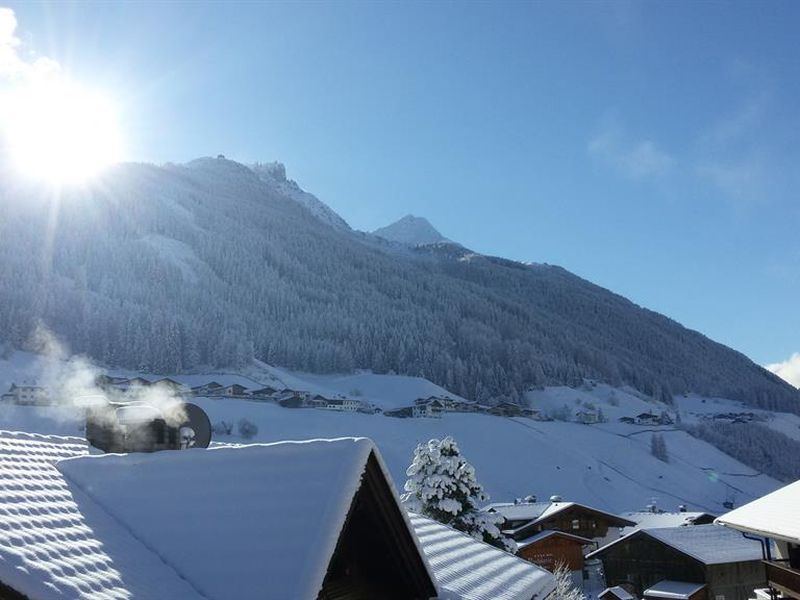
[179, 402, 212, 449]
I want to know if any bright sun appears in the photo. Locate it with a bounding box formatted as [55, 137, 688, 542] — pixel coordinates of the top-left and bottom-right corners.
[1, 78, 123, 185]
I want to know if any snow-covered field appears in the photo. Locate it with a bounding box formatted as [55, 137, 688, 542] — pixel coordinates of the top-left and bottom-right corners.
[0, 350, 786, 515]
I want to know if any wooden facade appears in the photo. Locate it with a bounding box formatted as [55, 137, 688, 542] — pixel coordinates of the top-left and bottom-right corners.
[591, 531, 765, 600]
[319, 453, 437, 600]
[514, 504, 633, 542]
[517, 532, 591, 572]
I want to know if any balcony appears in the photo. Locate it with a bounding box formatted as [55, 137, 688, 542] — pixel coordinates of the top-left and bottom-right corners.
[765, 561, 800, 599]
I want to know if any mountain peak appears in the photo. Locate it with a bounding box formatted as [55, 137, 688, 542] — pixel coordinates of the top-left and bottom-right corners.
[373, 214, 449, 246]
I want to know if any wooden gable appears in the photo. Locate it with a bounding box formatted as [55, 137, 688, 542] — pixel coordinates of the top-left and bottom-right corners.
[319, 452, 437, 599]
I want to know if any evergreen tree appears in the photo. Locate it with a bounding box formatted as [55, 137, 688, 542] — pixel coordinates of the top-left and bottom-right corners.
[650, 433, 669, 462]
[402, 436, 515, 552]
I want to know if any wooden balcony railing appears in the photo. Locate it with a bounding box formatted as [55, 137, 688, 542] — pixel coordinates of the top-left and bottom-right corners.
[765, 560, 800, 598]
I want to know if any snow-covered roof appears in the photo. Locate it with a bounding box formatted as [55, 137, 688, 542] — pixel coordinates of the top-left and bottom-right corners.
[410, 513, 555, 600]
[588, 524, 763, 565]
[516, 529, 594, 549]
[485, 501, 551, 521]
[620, 511, 716, 535]
[58, 437, 433, 600]
[715, 479, 800, 544]
[488, 500, 635, 531]
[0, 430, 204, 600]
[600, 585, 636, 600]
[643, 580, 706, 599]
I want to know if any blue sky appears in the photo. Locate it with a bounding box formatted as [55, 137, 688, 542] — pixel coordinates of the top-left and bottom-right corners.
[4, 1, 799, 374]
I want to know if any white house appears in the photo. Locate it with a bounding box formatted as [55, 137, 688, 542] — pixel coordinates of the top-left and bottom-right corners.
[412, 399, 444, 418]
[716, 479, 800, 600]
[326, 398, 361, 412]
[2, 383, 50, 405]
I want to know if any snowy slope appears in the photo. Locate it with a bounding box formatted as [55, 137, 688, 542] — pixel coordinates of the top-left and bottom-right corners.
[0, 351, 787, 514]
[373, 214, 450, 246]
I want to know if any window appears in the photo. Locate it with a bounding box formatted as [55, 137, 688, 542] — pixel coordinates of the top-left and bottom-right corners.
[572, 519, 580, 530]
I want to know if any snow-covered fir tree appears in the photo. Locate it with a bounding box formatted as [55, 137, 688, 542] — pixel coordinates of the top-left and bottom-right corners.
[402, 436, 515, 552]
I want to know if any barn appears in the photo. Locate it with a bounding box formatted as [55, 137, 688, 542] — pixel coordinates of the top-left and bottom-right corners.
[587, 524, 766, 600]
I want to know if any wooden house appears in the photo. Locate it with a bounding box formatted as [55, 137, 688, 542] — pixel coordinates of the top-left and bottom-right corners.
[2, 383, 50, 405]
[489, 401, 523, 417]
[249, 385, 279, 398]
[620, 509, 718, 536]
[221, 384, 248, 397]
[412, 399, 444, 418]
[575, 409, 599, 424]
[586, 524, 765, 600]
[191, 381, 223, 396]
[384, 406, 414, 418]
[0, 433, 440, 600]
[716, 479, 800, 600]
[515, 529, 594, 575]
[636, 412, 661, 426]
[487, 498, 636, 547]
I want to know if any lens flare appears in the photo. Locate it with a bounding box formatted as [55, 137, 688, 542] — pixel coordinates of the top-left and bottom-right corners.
[1, 78, 124, 184]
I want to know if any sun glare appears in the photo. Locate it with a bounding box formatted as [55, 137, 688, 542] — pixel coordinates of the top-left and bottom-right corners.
[1, 79, 124, 185]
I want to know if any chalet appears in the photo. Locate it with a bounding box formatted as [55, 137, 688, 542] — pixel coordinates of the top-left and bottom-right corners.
[636, 412, 662, 426]
[279, 395, 305, 408]
[575, 409, 599, 424]
[619, 416, 636, 424]
[515, 529, 594, 584]
[412, 399, 444, 418]
[490, 401, 524, 417]
[0, 430, 555, 600]
[308, 394, 330, 408]
[1, 383, 50, 405]
[716, 479, 800, 600]
[521, 407, 541, 420]
[326, 398, 361, 412]
[249, 385, 279, 398]
[221, 383, 248, 396]
[599, 586, 636, 600]
[273, 389, 300, 403]
[384, 406, 414, 418]
[586, 525, 766, 600]
[486, 497, 636, 547]
[191, 381, 223, 396]
[94, 374, 130, 391]
[620, 509, 717, 536]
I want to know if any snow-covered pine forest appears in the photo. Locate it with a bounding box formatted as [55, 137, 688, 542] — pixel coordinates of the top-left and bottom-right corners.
[0, 156, 797, 412]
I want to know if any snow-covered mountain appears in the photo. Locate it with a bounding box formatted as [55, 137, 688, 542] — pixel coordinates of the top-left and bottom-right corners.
[0, 156, 797, 417]
[251, 161, 350, 231]
[373, 214, 450, 246]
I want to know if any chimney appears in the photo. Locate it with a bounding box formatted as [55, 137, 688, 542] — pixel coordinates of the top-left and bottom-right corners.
[549, 495, 562, 503]
[85, 401, 211, 453]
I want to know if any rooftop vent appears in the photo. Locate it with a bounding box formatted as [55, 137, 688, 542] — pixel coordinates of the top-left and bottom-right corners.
[86, 400, 211, 453]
